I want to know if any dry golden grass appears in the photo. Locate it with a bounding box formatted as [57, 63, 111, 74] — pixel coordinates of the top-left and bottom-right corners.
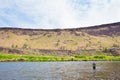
[0, 30, 120, 50]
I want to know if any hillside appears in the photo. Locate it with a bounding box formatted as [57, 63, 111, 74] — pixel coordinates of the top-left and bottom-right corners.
[0, 22, 120, 56]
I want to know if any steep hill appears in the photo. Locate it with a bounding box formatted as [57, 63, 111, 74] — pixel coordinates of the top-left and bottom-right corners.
[0, 22, 120, 56]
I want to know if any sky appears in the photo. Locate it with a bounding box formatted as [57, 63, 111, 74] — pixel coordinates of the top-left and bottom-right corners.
[0, 0, 120, 29]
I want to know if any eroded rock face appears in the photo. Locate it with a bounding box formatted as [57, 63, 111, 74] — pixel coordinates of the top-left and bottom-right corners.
[0, 47, 24, 54]
[79, 22, 120, 36]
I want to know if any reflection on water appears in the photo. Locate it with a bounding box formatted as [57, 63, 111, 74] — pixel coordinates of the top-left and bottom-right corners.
[0, 61, 120, 80]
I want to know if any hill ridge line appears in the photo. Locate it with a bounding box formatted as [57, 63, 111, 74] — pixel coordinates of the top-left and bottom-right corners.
[0, 22, 120, 31]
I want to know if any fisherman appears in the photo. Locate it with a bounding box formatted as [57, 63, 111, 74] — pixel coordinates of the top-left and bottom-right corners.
[93, 62, 96, 70]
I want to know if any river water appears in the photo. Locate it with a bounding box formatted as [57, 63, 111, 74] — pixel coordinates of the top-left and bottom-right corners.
[0, 61, 120, 80]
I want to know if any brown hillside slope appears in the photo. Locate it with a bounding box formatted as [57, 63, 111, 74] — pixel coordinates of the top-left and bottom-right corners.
[0, 22, 120, 52]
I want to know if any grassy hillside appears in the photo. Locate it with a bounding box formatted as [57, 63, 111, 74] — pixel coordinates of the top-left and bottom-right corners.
[0, 22, 120, 56]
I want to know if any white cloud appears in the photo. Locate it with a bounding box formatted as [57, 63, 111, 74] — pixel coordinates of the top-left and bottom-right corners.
[78, 0, 120, 27]
[15, 0, 80, 29]
[0, 0, 120, 29]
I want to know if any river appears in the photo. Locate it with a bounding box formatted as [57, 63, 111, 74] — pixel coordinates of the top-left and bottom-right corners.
[0, 61, 120, 80]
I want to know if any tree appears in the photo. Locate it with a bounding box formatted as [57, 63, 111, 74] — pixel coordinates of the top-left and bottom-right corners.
[55, 40, 60, 47]
[22, 43, 28, 49]
[59, 46, 66, 50]
[12, 44, 14, 48]
[15, 45, 18, 48]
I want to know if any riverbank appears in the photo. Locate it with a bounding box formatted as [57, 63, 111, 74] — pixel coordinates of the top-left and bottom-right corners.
[0, 53, 120, 62]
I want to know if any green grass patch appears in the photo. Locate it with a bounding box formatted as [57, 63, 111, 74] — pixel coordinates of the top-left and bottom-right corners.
[0, 53, 120, 62]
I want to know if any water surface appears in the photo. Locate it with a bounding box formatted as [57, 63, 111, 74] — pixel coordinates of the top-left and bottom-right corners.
[0, 61, 120, 80]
